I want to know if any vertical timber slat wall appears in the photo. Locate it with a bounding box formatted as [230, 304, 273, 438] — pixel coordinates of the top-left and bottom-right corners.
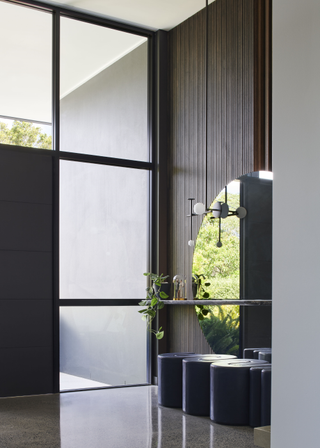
[167, 0, 270, 354]
[168, 8, 208, 353]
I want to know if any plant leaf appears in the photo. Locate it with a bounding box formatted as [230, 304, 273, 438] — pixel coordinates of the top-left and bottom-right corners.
[158, 301, 165, 310]
[159, 291, 168, 299]
[151, 298, 158, 307]
[156, 331, 164, 340]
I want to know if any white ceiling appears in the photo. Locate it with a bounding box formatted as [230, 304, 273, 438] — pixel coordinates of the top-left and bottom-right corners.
[0, 0, 211, 124]
[47, 0, 213, 31]
[60, 18, 146, 99]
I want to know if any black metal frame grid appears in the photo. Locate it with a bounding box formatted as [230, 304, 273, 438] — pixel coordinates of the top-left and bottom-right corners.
[0, 0, 157, 393]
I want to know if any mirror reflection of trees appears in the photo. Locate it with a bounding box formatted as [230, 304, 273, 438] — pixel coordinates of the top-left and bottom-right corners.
[193, 181, 240, 356]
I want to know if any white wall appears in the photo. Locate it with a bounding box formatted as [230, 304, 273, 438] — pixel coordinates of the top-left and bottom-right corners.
[272, 0, 320, 446]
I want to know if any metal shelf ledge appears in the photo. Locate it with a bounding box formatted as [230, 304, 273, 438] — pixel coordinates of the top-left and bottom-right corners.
[158, 299, 272, 306]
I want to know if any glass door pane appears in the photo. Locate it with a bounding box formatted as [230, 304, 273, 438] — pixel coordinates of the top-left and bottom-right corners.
[60, 17, 148, 161]
[60, 306, 147, 391]
[60, 160, 149, 299]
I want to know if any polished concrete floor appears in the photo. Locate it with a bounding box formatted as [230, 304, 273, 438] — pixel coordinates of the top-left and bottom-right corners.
[0, 386, 256, 448]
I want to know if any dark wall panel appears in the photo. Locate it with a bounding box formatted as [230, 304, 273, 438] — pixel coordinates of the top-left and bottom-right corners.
[0, 252, 52, 299]
[0, 202, 52, 252]
[0, 148, 53, 397]
[0, 148, 52, 204]
[0, 347, 53, 397]
[0, 300, 52, 348]
[241, 307, 272, 349]
[240, 177, 272, 300]
[166, 0, 271, 355]
[240, 175, 272, 351]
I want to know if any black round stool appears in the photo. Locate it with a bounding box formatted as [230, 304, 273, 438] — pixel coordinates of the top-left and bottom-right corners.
[261, 368, 272, 426]
[249, 365, 272, 427]
[182, 355, 237, 416]
[210, 359, 268, 425]
[158, 353, 196, 407]
[243, 347, 270, 359]
[258, 349, 272, 363]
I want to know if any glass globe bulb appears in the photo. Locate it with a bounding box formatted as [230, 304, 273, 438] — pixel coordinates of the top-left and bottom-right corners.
[212, 201, 222, 218]
[194, 202, 206, 215]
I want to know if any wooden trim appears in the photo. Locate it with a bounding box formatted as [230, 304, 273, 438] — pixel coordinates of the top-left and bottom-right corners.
[254, 0, 272, 172]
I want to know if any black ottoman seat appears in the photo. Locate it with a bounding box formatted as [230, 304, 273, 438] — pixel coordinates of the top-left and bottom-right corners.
[261, 367, 272, 426]
[210, 359, 268, 425]
[249, 365, 272, 427]
[243, 347, 271, 359]
[158, 353, 196, 407]
[258, 349, 272, 363]
[182, 354, 237, 416]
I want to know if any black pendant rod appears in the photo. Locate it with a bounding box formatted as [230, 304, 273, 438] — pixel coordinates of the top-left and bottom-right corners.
[205, 0, 209, 210]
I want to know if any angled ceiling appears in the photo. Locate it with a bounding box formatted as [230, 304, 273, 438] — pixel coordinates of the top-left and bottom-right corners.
[0, 0, 213, 124]
[46, 0, 214, 31]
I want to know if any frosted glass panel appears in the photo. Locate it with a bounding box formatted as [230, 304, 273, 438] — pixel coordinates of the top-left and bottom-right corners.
[60, 307, 147, 390]
[60, 161, 149, 299]
[60, 17, 148, 161]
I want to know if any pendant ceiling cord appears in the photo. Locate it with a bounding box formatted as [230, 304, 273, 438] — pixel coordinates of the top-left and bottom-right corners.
[205, 0, 209, 210]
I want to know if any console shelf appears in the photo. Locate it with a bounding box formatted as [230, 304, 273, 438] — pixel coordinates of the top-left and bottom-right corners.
[158, 299, 272, 306]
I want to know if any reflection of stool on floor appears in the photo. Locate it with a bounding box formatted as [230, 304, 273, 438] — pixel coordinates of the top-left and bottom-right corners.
[182, 355, 237, 416]
[249, 365, 272, 427]
[210, 359, 268, 425]
[158, 353, 196, 407]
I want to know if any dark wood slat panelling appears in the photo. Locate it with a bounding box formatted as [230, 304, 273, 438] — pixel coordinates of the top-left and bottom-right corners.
[253, 0, 272, 173]
[167, 9, 210, 354]
[254, 0, 266, 171]
[265, 0, 272, 171]
[168, 305, 213, 354]
[242, 0, 255, 178]
[166, 0, 271, 355]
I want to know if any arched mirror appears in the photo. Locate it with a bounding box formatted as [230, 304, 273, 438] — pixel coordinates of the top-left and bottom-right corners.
[193, 171, 273, 356]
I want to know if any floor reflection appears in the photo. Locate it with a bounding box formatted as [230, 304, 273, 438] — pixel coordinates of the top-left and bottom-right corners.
[0, 386, 256, 448]
[154, 390, 255, 448]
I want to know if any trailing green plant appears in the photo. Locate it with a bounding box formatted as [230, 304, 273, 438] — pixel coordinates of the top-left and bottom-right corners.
[192, 273, 211, 299]
[192, 273, 211, 320]
[138, 272, 169, 340]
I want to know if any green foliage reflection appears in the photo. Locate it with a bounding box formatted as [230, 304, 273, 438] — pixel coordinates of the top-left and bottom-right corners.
[193, 184, 240, 355]
[197, 305, 239, 355]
